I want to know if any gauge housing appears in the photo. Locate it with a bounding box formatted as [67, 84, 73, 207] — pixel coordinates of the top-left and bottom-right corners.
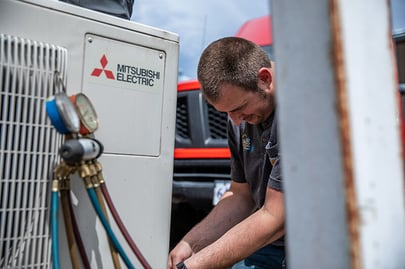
[71, 93, 99, 135]
[46, 92, 80, 134]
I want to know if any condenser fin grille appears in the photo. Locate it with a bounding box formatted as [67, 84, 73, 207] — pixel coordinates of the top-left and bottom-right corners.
[0, 34, 67, 268]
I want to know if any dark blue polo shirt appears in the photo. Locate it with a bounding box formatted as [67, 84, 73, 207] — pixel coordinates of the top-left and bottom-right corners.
[228, 111, 284, 247]
[228, 112, 281, 207]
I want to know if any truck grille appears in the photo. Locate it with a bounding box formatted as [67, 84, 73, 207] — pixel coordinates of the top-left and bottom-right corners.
[175, 93, 228, 143]
[207, 103, 228, 139]
[176, 95, 190, 139]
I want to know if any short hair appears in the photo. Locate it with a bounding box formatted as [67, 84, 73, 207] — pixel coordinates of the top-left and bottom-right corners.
[197, 37, 272, 103]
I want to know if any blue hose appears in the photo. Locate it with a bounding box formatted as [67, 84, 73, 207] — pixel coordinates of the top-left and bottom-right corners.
[51, 191, 60, 269]
[87, 188, 135, 269]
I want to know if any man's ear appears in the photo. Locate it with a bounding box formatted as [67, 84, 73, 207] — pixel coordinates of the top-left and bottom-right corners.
[257, 68, 272, 87]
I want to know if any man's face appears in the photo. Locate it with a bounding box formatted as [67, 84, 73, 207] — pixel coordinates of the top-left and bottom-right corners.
[210, 84, 275, 126]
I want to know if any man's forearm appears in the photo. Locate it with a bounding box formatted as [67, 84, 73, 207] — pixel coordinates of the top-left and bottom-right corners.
[184, 187, 285, 269]
[185, 205, 285, 269]
[183, 189, 255, 252]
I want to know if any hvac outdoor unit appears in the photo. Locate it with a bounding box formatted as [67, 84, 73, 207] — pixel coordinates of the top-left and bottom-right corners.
[0, 0, 179, 268]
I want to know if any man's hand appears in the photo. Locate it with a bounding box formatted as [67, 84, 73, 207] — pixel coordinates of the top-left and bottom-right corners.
[167, 181, 255, 269]
[168, 240, 193, 269]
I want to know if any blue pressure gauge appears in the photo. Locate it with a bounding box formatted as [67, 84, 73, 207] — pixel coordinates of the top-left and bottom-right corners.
[46, 92, 80, 134]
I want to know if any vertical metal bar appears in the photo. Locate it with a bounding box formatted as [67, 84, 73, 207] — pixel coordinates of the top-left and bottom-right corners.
[3, 35, 18, 267]
[329, 2, 362, 268]
[336, 1, 405, 268]
[271, 1, 351, 268]
[36, 43, 47, 268]
[271, 0, 405, 268]
[18, 38, 30, 268]
[0, 34, 8, 266]
[15, 42, 25, 257]
[23, 39, 37, 267]
[36, 43, 51, 268]
[32, 41, 44, 267]
[8, 35, 20, 267]
[10, 35, 25, 268]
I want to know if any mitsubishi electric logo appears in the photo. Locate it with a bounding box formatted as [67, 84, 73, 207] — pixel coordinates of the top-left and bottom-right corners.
[91, 54, 115, 80]
[90, 53, 161, 87]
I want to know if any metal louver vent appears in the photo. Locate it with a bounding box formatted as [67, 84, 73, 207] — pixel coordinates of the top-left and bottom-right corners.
[0, 34, 67, 268]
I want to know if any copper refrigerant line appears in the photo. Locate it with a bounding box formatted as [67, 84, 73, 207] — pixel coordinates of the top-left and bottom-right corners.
[46, 74, 152, 269]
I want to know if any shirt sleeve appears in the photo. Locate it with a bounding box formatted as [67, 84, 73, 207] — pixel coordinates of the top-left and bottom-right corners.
[227, 120, 246, 183]
[268, 155, 282, 191]
[265, 114, 283, 191]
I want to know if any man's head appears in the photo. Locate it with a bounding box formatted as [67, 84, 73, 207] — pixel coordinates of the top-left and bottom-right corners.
[197, 37, 275, 125]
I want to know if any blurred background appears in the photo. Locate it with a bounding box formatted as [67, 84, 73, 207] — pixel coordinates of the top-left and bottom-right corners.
[130, 0, 270, 80]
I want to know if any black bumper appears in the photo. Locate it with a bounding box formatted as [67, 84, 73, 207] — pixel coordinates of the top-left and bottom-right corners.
[172, 180, 215, 207]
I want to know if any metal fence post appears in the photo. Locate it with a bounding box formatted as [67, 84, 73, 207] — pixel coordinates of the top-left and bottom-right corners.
[271, 1, 405, 268]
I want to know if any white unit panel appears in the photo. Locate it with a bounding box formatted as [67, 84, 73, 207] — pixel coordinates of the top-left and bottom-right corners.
[0, 0, 179, 268]
[83, 34, 165, 156]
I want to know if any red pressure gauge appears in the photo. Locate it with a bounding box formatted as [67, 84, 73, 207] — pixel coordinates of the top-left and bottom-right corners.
[70, 93, 99, 135]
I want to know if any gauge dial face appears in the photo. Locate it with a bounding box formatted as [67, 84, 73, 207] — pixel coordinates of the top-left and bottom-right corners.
[55, 92, 80, 133]
[74, 93, 99, 133]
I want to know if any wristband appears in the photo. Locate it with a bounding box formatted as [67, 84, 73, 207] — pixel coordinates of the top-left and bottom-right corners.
[176, 261, 188, 269]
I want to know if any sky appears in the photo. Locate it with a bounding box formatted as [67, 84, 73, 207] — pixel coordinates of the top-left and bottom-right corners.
[129, 1, 404, 81]
[130, 0, 270, 80]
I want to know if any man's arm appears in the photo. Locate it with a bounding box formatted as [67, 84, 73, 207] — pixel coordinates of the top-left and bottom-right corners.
[183, 187, 285, 269]
[168, 181, 256, 268]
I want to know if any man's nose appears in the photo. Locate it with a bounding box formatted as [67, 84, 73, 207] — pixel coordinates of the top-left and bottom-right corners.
[228, 111, 243, 126]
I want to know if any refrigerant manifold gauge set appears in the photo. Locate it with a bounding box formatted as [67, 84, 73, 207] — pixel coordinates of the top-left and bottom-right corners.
[46, 86, 102, 164]
[46, 91, 99, 136]
[45, 73, 152, 269]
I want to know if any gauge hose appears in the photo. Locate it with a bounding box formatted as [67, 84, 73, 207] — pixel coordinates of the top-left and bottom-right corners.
[61, 189, 81, 269]
[86, 188, 135, 269]
[66, 190, 91, 269]
[51, 189, 60, 269]
[95, 186, 122, 269]
[101, 183, 152, 269]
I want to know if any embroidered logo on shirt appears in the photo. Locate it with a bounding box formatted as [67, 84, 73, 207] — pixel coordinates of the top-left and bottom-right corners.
[265, 141, 277, 166]
[242, 133, 253, 152]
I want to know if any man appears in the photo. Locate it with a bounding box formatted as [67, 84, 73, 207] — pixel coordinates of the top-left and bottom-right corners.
[168, 37, 286, 269]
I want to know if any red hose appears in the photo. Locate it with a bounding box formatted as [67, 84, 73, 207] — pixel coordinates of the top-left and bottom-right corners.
[100, 183, 152, 269]
[67, 190, 92, 269]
